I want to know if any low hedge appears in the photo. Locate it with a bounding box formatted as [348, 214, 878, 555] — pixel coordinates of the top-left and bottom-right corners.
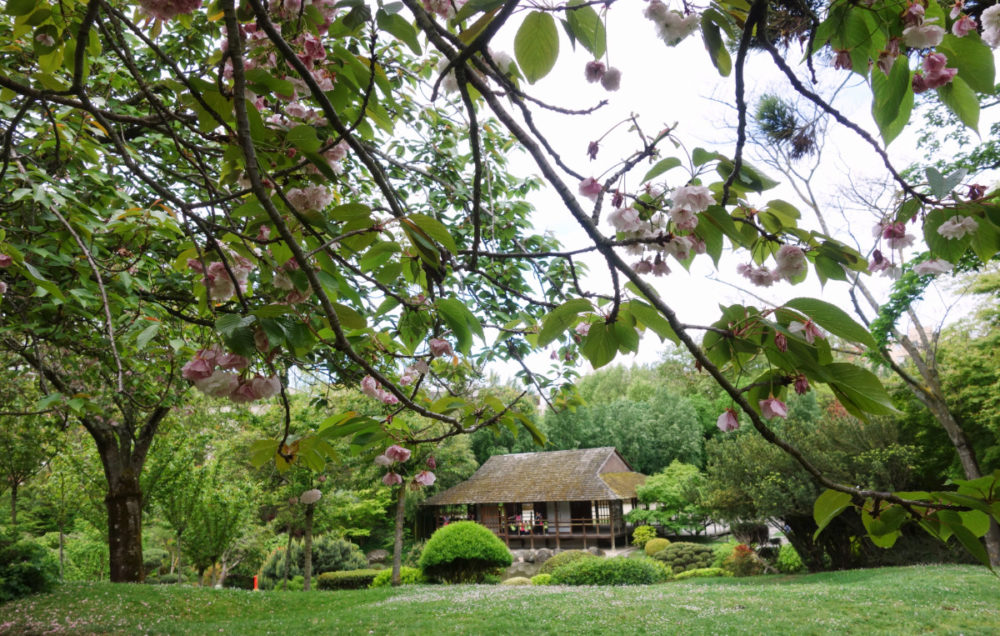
[530, 573, 553, 586]
[315, 569, 380, 590]
[501, 577, 532, 586]
[551, 556, 666, 586]
[673, 567, 732, 580]
[538, 550, 595, 575]
[653, 542, 715, 574]
[370, 567, 424, 588]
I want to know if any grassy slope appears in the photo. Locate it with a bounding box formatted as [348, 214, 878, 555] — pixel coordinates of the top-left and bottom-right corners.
[2, 565, 998, 635]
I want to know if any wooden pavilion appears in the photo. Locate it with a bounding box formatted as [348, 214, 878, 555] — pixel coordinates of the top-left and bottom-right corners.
[420, 447, 647, 550]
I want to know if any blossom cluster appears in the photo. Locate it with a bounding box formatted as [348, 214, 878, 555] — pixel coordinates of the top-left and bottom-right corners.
[423, 0, 467, 20]
[736, 245, 807, 288]
[644, 0, 700, 46]
[187, 256, 253, 302]
[181, 346, 281, 402]
[375, 445, 436, 487]
[584, 61, 622, 92]
[286, 184, 334, 213]
[0, 253, 9, 297]
[361, 375, 399, 405]
[600, 183, 715, 277]
[138, 0, 201, 21]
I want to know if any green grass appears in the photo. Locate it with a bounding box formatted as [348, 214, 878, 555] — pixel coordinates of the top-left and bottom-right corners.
[2, 565, 998, 635]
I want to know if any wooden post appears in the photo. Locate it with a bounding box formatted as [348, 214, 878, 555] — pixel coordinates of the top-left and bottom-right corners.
[555, 502, 561, 550]
[611, 500, 617, 552]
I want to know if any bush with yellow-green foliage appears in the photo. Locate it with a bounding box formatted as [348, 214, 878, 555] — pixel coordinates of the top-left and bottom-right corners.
[501, 576, 532, 586]
[644, 537, 671, 557]
[370, 567, 424, 588]
[672, 567, 732, 580]
[530, 573, 553, 585]
[632, 526, 657, 550]
[538, 550, 595, 575]
[653, 542, 714, 574]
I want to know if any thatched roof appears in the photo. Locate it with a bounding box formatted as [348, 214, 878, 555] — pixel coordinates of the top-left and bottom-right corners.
[422, 447, 647, 506]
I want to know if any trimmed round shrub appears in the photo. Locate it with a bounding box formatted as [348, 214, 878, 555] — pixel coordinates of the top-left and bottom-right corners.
[501, 576, 532, 586]
[370, 567, 424, 588]
[653, 542, 715, 574]
[632, 525, 657, 550]
[776, 543, 805, 574]
[418, 521, 512, 584]
[551, 556, 666, 586]
[530, 573, 553, 586]
[673, 567, 732, 580]
[0, 532, 59, 602]
[316, 569, 380, 590]
[538, 550, 596, 575]
[644, 537, 671, 557]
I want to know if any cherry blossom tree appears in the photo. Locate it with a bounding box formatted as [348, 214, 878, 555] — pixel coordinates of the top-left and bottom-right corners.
[2, 0, 1000, 576]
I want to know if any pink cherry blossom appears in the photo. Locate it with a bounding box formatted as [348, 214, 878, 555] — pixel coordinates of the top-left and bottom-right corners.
[194, 370, 239, 398]
[789, 320, 824, 344]
[427, 456, 437, 469]
[983, 5, 1000, 47]
[249, 375, 281, 399]
[671, 185, 714, 213]
[229, 381, 260, 403]
[880, 222, 915, 250]
[669, 207, 698, 231]
[138, 0, 201, 21]
[794, 375, 810, 395]
[575, 322, 591, 337]
[300, 488, 322, 504]
[775, 332, 788, 352]
[663, 235, 692, 261]
[717, 408, 740, 432]
[902, 2, 925, 27]
[759, 397, 788, 419]
[579, 177, 602, 201]
[254, 329, 271, 353]
[903, 23, 946, 48]
[584, 61, 606, 83]
[633, 259, 653, 274]
[181, 357, 214, 382]
[921, 52, 957, 88]
[382, 472, 403, 486]
[609, 207, 643, 232]
[914, 258, 954, 275]
[833, 49, 852, 70]
[217, 352, 249, 370]
[774, 245, 807, 281]
[0, 254, 11, 267]
[287, 185, 333, 212]
[374, 454, 393, 467]
[35, 33, 56, 47]
[601, 67, 622, 91]
[414, 470, 436, 487]
[952, 14, 977, 36]
[385, 445, 412, 463]
[429, 338, 453, 357]
[950, 1, 965, 20]
[0, 281, 6, 297]
[737, 263, 777, 287]
[360, 375, 381, 399]
[937, 215, 978, 239]
[652, 257, 670, 277]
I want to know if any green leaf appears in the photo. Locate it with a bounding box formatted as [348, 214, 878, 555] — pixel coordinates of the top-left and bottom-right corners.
[937, 33, 995, 94]
[136, 323, 159, 350]
[581, 323, 618, 369]
[406, 213, 458, 255]
[437, 297, 484, 355]
[538, 298, 592, 347]
[566, 1, 606, 58]
[333, 303, 366, 330]
[216, 314, 256, 337]
[701, 15, 731, 76]
[938, 77, 979, 132]
[813, 489, 852, 539]
[783, 298, 877, 348]
[825, 363, 899, 416]
[286, 124, 322, 154]
[871, 55, 912, 145]
[4, 0, 36, 16]
[249, 439, 280, 468]
[625, 300, 679, 344]
[642, 157, 682, 183]
[514, 11, 559, 84]
[376, 9, 421, 54]
[938, 510, 993, 569]
[453, 0, 504, 22]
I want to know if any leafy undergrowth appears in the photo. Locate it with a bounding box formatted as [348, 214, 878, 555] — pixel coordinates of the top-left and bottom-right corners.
[2, 565, 998, 635]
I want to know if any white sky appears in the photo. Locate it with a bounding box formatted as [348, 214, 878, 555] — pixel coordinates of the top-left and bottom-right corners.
[472, 5, 998, 378]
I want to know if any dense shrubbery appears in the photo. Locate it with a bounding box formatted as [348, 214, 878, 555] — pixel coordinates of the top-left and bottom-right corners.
[315, 569, 380, 590]
[724, 544, 763, 577]
[653, 542, 715, 574]
[260, 536, 367, 585]
[632, 526, 657, 550]
[673, 567, 731, 580]
[370, 567, 424, 588]
[418, 522, 512, 584]
[550, 557, 666, 586]
[538, 550, 596, 575]
[0, 531, 60, 602]
[530, 573, 553, 585]
[776, 543, 805, 574]
[644, 538, 671, 557]
[711, 540, 739, 568]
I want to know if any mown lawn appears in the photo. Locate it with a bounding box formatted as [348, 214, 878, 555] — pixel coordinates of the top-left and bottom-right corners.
[2, 565, 998, 635]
